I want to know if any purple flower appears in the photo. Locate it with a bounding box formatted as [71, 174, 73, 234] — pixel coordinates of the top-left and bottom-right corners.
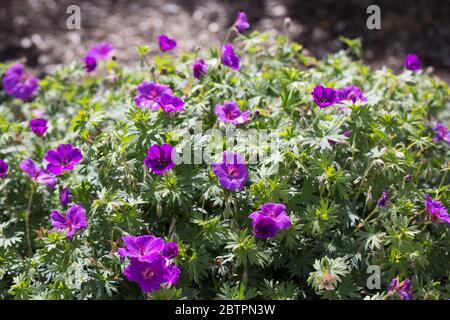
[212, 151, 248, 190]
[50, 204, 88, 238]
[336, 86, 367, 103]
[214, 101, 250, 125]
[221, 44, 240, 71]
[87, 42, 115, 60]
[0, 159, 8, 177]
[44, 144, 83, 176]
[144, 144, 175, 175]
[388, 277, 412, 300]
[433, 123, 450, 144]
[161, 242, 178, 259]
[234, 12, 250, 33]
[82, 55, 97, 73]
[249, 203, 292, 239]
[118, 235, 165, 261]
[159, 94, 185, 113]
[123, 253, 171, 293]
[2, 63, 39, 101]
[166, 264, 180, 285]
[29, 118, 48, 137]
[424, 194, 450, 223]
[404, 53, 422, 71]
[19, 159, 57, 188]
[59, 186, 72, 206]
[377, 191, 390, 207]
[192, 58, 208, 79]
[311, 85, 337, 107]
[134, 81, 176, 111]
[158, 34, 177, 51]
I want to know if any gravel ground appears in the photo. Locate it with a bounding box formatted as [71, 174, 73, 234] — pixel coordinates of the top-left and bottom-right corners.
[0, 0, 448, 81]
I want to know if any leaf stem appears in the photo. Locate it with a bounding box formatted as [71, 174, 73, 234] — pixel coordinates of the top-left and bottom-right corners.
[25, 183, 36, 255]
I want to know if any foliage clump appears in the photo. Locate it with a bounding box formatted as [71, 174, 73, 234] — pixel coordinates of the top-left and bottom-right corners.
[0, 27, 449, 300]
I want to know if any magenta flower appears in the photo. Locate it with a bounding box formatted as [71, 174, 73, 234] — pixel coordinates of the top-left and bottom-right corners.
[161, 242, 178, 259]
[19, 159, 57, 188]
[50, 204, 88, 238]
[377, 191, 390, 207]
[388, 277, 412, 300]
[29, 118, 48, 137]
[144, 144, 175, 175]
[87, 42, 115, 60]
[158, 34, 177, 51]
[2, 63, 39, 101]
[424, 194, 450, 223]
[118, 235, 181, 292]
[118, 235, 165, 260]
[221, 44, 240, 71]
[212, 151, 248, 190]
[214, 101, 250, 125]
[82, 55, 97, 73]
[82, 42, 114, 73]
[124, 253, 171, 293]
[249, 203, 292, 239]
[336, 86, 367, 103]
[404, 53, 422, 71]
[0, 159, 8, 177]
[192, 58, 208, 79]
[433, 123, 450, 144]
[134, 81, 185, 112]
[159, 94, 185, 113]
[59, 186, 72, 206]
[311, 85, 337, 107]
[44, 144, 83, 176]
[234, 11, 250, 33]
[167, 264, 181, 285]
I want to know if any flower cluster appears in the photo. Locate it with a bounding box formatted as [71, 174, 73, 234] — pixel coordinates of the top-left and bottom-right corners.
[214, 101, 250, 125]
[134, 81, 185, 112]
[424, 194, 450, 223]
[2, 64, 39, 100]
[387, 277, 412, 300]
[311, 84, 366, 108]
[118, 235, 180, 293]
[19, 159, 57, 188]
[1, 10, 449, 301]
[82, 42, 115, 72]
[249, 203, 292, 239]
[50, 204, 88, 238]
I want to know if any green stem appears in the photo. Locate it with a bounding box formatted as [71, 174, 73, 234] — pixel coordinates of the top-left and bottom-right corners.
[25, 184, 36, 255]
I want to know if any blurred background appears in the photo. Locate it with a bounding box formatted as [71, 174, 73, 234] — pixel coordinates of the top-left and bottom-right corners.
[0, 0, 449, 80]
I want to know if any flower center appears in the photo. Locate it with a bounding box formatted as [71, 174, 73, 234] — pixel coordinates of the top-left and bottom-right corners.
[20, 72, 29, 83]
[226, 165, 239, 177]
[226, 110, 239, 120]
[157, 157, 168, 167]
[142, 268, 154, 280]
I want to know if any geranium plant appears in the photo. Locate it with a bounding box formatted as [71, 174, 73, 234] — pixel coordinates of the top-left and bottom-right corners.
[0, 13, 449, 300]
